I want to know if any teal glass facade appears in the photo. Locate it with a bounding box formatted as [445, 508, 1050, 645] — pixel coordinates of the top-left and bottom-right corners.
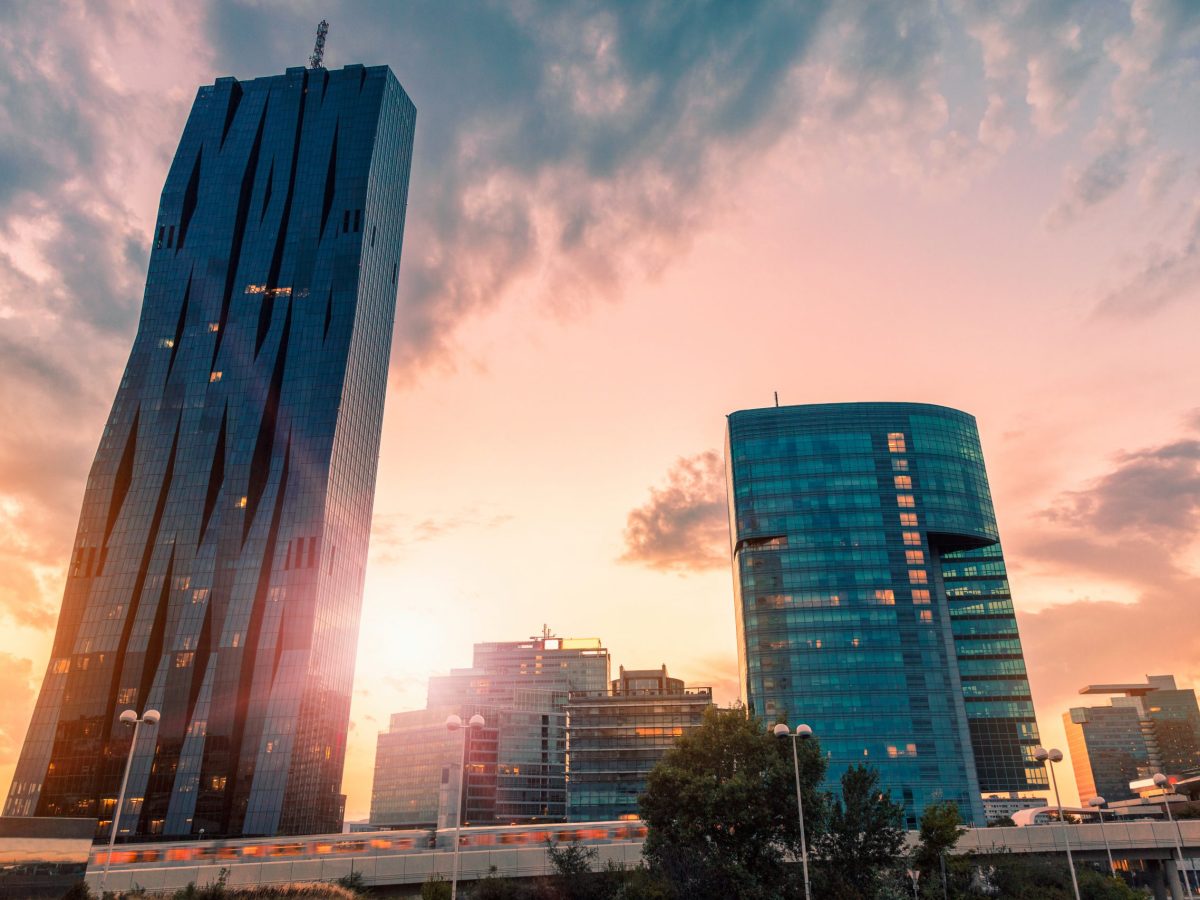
[726, 403, 1045, 827]
[565, 667, 712, 822]
[5, 64, 415, 838]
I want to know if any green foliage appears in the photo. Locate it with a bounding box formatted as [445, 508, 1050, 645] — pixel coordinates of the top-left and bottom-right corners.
[60, 883, 94, 900]
[913, 800, 966, 894]
[813, 764, 907, 899]
[422, 873, 452, 900]
[470, 865, 533, 900]
[986, 815, 1016, 827]
[972, 854, 1140, 900]
[544, 841, 602, 900]
[639, 705, 825, 899]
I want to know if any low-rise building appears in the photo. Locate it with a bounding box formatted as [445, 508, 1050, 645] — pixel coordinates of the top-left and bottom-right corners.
[566, 665, 712, 822]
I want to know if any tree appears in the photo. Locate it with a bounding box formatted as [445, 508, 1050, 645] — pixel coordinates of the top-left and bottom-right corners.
[545, 841, 602, 900]
[914, 800, 965, 895]
[639, 705, 826, 900]
[814, 764, 906, 899]
[421, 873, 451, 900]
[986, 815, 1016, 828]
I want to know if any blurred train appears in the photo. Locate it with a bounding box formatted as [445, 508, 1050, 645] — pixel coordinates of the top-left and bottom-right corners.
[91, 820, 648, 872]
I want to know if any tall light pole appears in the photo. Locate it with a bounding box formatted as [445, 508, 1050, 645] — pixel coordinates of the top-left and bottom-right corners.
[1035, 746, 1080, 900]
[1087, 796, 1116, 879]
[773, 722, 814, 900]
[1154, 773, 1194, 898]
[446, 713, 485, 900]
[100, 708, 161, 893]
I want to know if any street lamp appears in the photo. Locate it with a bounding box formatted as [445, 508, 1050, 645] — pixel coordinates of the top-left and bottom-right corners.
[1154, 773, 1193, 898]
[773, 722, 814, 900]
[446, 713, 485, 900]
[1035, 746, 1080, 900]
[100, 708, 161, 893]
[1087, 796, 1116, 879]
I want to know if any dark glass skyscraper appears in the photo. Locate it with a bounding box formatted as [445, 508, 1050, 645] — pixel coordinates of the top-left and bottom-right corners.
[5, 64, 415, 838]
[726, 403, 1045, 826]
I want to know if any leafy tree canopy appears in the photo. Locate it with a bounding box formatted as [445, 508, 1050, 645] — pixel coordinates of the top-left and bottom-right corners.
[639, 705, 825, 899]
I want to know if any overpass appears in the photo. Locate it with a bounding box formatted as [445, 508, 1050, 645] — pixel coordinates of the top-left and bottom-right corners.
[89, 821, 1200, 899]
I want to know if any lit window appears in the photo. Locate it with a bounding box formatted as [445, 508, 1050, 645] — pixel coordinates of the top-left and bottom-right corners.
[897, 495, 915, 508]
[905, 550, 925, 564]
[909, 569, 928, 584]
[919, 610, 933, 622]
[894, 475, 912, 489]
[175, 652, 195, 668]
[209, 371, 222, 383]
[900, 513, 918, 527]
[888, 433, 906, 453]
[158, 338, 175, 349]
[236, 496, 247, 508]
[892, 459, 908, 471]
[902, 531, 921, 546]
[207, 322, 220, 333]
[52, 658, 71, 675]
[912, 589, 931, 604]
[874, 589, 895, 605]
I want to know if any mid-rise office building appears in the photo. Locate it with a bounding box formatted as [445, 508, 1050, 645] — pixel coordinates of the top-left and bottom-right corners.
[566, 666, 713, 821]
[5, 63, 416, 838]
[726, 402, 1045, 827]
[369, 635, 609, 828]
[1066, 675, 1200, 803]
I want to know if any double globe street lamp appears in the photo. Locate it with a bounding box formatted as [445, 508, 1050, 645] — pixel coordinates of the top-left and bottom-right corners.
[1034, 746, 1081, 900]
[773, 722, 814, 900]
[1154, 773, 1194, 898]
[446, 713, 486, 900]
[1087, 796, 1117, 879]
[100, 708, 161, 893]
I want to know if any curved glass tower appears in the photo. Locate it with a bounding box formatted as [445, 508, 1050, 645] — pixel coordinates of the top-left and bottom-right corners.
[5, 64, 415, 838]
[726, 402, 1045, 826]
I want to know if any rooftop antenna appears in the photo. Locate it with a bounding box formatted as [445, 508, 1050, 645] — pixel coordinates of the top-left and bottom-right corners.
[774, 391, 779, 408]
[309, 19, 329, 69]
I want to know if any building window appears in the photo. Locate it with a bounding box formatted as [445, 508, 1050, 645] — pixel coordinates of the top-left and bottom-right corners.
[209, 371, 222, 383]
[892, 459, 909, 471]
[894, 475, 912, 489]
[912, 589, 931, 604]
[897, 494, 915, 508]
[888, 433, 907, 453]
[900, 512, 919, 527]
[902, 531, 921, 546]
[909, 569, 928, 584]
[905, 550, 925, 565]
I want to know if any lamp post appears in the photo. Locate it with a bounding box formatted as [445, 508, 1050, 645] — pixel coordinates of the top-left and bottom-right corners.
[1087, 796, 1116, 879]
[446, 713, 485, 900]
[1035, 746, 1080, 900]
[1154, 773, 1193, 898]
[100, 708, 161, 893]
[773, 722, 814, 900]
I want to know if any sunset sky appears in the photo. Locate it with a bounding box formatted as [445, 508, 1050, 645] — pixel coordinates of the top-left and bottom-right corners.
[2, 1, 1199, 821]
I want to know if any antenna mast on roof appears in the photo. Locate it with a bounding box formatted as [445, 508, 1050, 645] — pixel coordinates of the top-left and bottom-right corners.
[309, 19, 329, 69]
